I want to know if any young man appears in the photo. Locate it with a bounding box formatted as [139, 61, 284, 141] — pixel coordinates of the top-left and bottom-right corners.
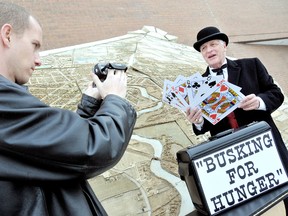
[0, 2, 136, 215]
[186, 26, 288, 213]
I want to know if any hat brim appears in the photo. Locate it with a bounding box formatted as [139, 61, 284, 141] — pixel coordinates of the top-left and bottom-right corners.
[193, 33, 229, 52]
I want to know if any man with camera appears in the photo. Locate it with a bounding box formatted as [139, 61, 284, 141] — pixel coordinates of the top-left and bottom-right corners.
[0, 2, 136, 215]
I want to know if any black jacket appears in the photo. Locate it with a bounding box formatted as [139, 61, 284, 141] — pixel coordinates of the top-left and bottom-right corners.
[193, 58, 288, 166]
[0, 75, 137, 215]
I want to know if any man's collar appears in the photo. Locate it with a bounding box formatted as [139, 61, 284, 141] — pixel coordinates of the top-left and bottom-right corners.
[209, 59, 227, 70]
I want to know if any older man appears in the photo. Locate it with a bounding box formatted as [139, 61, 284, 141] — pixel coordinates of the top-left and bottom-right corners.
[0, 2, 136, 215]
[186, 26, 288, 213]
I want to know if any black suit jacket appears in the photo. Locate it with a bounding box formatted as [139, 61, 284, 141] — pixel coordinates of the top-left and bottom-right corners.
[193, 57, 288, 165]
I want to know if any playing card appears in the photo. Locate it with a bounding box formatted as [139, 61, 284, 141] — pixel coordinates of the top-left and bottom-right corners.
[186, 73, 205, 107]
[162, 79, 187, 111]
[192, 75, 224, 107]
[199, 81, 245, 125]
[162, 72, 245, 125]
[172, 75, 191, 107]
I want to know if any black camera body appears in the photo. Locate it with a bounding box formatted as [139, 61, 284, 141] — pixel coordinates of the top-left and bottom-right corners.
[92, 62, 127, 82]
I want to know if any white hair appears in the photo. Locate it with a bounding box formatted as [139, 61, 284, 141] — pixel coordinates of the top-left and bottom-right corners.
[219, 40, 226, 46]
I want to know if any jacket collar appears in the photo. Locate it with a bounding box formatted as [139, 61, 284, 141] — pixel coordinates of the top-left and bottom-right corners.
[203, 58, 241, 85]
[226, 58, 241, 84]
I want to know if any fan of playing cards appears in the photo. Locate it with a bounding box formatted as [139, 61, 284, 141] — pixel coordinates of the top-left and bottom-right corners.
[162, 72, 245, 125]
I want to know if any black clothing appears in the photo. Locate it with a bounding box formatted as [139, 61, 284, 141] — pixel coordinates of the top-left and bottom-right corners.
[193, 58, 288, 167]
[0, 75, 137, 215]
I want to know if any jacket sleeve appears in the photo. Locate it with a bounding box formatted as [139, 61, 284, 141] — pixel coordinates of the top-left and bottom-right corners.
[0, 80, 137, 182]
[253, 58, 284, 113]
[192, 119, 212, 135]
[76, 94, 102, 118]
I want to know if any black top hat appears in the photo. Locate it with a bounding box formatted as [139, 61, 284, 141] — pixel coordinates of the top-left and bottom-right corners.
[193, 26, 229, 52]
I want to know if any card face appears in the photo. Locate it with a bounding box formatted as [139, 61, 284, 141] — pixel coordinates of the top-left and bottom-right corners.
[173, 75, 190, 107]
[162, 73, 245, 125]
[194, 75, 223, 104]
[199, 82, 245, 125]
[186, 77, 205, 107]
[162, 79, 187, 111]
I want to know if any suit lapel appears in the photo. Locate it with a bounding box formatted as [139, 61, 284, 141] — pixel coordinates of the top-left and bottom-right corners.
[202, 58, 241, 85]
[203, 67, 210, 77]
[227, 58, 241, 85]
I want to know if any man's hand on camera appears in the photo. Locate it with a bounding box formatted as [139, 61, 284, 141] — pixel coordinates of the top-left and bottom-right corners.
[92, 69, 127, 99]
[84, 81, 101, 100]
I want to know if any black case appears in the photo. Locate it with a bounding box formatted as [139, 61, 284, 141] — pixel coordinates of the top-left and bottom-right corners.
[177, 121, 288, 216]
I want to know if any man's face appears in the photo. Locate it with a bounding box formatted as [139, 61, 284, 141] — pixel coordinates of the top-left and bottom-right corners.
[199, 39, 227, 69]
[8, 16, 42, 84]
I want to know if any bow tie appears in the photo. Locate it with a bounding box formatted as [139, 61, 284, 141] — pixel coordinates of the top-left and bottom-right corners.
[212, 64, 227, 75]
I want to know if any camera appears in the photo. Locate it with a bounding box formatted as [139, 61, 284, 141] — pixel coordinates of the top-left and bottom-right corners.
[92, 62, 127, 82]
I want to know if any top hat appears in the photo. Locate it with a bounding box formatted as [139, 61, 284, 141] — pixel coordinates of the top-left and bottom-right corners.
[193, 26, 229, 52]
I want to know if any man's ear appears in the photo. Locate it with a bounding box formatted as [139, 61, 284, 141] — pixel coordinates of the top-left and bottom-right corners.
[0, 24, 12, 46]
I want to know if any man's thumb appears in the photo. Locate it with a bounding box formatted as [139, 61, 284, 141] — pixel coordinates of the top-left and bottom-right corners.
[91, 72, 101, 88]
